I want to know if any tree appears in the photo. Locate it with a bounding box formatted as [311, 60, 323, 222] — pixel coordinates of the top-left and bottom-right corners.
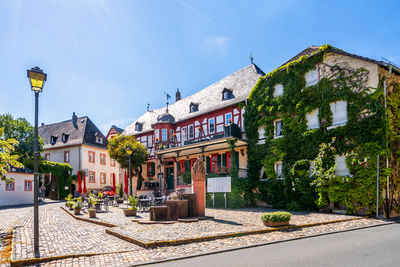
[0, 128, 23, 184]
[0, 114, 43, 167]
[107, 134, 149, 178]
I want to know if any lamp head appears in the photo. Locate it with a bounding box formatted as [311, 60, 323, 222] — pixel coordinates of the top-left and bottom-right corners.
[27, 67, 47, 92]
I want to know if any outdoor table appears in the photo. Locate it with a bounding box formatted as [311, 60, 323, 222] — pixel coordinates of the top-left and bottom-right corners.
[139, 199, 151, 212]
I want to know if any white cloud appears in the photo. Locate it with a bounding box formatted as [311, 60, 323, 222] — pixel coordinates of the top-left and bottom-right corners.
[202, 36, 230, 56]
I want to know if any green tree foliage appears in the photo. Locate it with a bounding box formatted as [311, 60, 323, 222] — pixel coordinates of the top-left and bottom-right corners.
[39, 161, 72, 199]
[0, 113, 43, 167]
[107, 134, 149, 177]
[0, 128, 23, 184]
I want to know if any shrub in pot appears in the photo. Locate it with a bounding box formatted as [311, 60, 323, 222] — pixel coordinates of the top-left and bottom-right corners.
[261, 211, 292, 227]
[123, 195, 138, 216]
[87, 193, 98, 218]
[67, 201, 75, 210]
[73, 200, 83, 215]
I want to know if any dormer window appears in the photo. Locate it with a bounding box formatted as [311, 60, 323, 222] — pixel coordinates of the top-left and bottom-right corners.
[222, 88, 234, 100]
[62, 133, 69, 143]
[95, 132, 103, 144]
[189, 102, 199, 113]
[135, 122, 143, 132]
[50, 136, 57, 145]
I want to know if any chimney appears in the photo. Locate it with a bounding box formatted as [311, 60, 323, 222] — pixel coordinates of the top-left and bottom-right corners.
[72, 112, 78, 128]
[176, 88, 181, 102]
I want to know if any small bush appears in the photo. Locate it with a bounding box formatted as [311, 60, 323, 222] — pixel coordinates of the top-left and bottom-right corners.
[261, 211, 292, 223]
[73, 200, 82, 209]
[286, 201, 301, 211]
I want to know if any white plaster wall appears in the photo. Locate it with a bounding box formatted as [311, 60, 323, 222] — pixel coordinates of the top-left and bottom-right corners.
[45, 147, 80, 173]
[0, 172, 34, 206]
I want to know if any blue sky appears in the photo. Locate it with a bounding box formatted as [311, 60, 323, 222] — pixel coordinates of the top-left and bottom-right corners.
[0, 0, 399, 133]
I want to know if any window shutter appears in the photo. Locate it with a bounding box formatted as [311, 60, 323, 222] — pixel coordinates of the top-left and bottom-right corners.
[206, 156, 210, 173]
[235, 152, 239, 167]
[217, 154, 222, 168]
[222, 153, 227, 167]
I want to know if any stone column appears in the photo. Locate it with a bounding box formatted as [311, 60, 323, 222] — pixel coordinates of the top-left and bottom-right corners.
[192, 156, 206, 217]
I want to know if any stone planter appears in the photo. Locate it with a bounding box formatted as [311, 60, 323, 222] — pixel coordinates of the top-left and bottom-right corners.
[263, 221, 290, 227]
[88, 209, 96, 218]
[123, 209, 137, 217]
[150, 206, 169, 221]
[74, 208, 81, 215]
[165, 199, 188, 219]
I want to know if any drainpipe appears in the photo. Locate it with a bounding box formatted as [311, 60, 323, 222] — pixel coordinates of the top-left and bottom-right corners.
[383, 65, 392, 218]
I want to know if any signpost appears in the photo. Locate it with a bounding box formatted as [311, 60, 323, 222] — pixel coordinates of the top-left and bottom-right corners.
[207, 176, 231, 209]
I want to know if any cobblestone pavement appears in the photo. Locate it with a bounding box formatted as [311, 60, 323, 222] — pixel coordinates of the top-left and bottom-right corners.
[79, 206, 360, 243]
[1, 203, 390, 267]
[27, 217, 388, 267]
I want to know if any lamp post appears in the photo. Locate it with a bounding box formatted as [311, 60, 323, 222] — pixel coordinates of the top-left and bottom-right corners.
[27, 66, 47, 258]
[126, 147, 133, 196]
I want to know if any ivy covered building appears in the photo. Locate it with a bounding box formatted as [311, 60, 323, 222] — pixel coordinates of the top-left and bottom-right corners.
[245, 45, 400, 216]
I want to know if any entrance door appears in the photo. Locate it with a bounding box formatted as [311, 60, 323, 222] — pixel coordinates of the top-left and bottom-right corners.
[166, 167, 174, 190]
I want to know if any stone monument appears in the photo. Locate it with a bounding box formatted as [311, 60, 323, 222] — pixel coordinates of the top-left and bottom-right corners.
[191, 156, 206, 217]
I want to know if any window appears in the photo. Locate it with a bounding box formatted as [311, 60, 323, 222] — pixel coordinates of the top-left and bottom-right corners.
[306, 109, 319, 129]
[222, 88, 234, 100]
[89, 171, 95, 183]
[161, 129, 167, 142]
[305, 67, 319, 87]
[135, 122, 143, 131]
[225, 113, 232, 126]
[181, 127, 187, 145]
[329, 101, 347, 128]
[62, 133, 69, 143]
[226, 152, 232, 171]
[275, 161, 283, 179]
[88, 151, 95, 163]
[147, 162, 155, 177]
[24, 180, 32, 191]
[110, 158, 116, 167]
[179, 160, 186, 173]
[209, 118, 215, 134]
[100, 172, 106, 184]
[188, 125, 194, 139]
[100, 153, 106, 165]
[335, 155, 350, 176]
[154, 129, 160, 142]
[44, 153, 50, 161]
[260, 166, 268, 180]
[189, 103, 199, 113]
[6, 181, 15, 191]
[210, 154, 218, 173]
[148, 135, 153, 147]
[274, 119, 283, 138]
[258, 126, 266, 144]
[64, 151, 70, 163]
[190, 158, 197, 168]
[169, 129, 174, 142]
[95, 133, 103, 144]
[273, 84, 284, 98]
[50, 135, 57, 145]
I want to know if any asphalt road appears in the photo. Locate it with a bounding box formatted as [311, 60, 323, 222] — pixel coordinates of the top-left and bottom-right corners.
[146, 223, 400, 267]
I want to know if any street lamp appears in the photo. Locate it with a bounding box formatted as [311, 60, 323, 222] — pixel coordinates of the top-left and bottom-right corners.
[126, 147, 133, 196]
[27, 66, 47, 258]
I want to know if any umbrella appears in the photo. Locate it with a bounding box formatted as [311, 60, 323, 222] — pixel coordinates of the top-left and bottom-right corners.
[112, 173, 116, 191]
[124, 171, 128, 194]
[77, 171, 82, 194]
[83, 171, 87, 193]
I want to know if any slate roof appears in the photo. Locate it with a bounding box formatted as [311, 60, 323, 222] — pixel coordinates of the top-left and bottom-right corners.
[124, 64, 265, 136]
[39, 115, 107, 149]
[9, 165, 33, 174]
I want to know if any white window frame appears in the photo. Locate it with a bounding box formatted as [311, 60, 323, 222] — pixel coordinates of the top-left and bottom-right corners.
[305, 66, 319, 87]
[274, 119, 283, 138]
[209, 118, 215, 134]
[154, 129, 160, 141]
[188, 125, 194, 139]
[260, 166, 268, 181]
[24, 180, 32, 191]
[258, 126, 266, 144]
[306, 109, 319, 130]
[148, 135, 153, 147]
[169, 129, 174, 142]
[181, 127, 187, 145]
[273, 84, 284, 98]
[275, 161, 284, 179]
[161, 128, 167, 142]
[335, 155, 350, 176]
[328, 101, 348, 129]
[225, 113, 232, 126]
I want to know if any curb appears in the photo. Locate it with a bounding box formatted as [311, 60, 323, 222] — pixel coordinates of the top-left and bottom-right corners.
[60, 207, 118, 228]
[106, 217, 363, 249]
[134, 220, 397, 266]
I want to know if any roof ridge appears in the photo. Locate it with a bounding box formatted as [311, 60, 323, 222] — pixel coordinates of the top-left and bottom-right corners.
[39, 116, 88, 128]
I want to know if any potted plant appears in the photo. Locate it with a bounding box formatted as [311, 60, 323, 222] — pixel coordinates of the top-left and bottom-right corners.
[116, 184, 124, 204]
[261, 211, 292, 227]
[65, 194, 73, 207]
[73, 199, 83, 215]
[87, 193, 98, 218]
[67, 201, 75, 210]
[123, 195, 138, 216]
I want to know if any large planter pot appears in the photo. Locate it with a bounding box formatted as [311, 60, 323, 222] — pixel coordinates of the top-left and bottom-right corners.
[74, 208, 81, 215]
[69, 206, 73, 211]
[263, 221, 290, 227]
[88, 209, 96, 218]
[165, 199, 188, 219]
[123, 209, 137, 217]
